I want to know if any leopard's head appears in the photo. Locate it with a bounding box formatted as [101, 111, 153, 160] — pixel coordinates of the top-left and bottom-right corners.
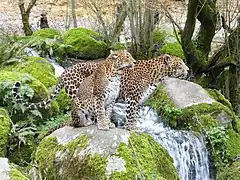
[108, 50, 136, 71]
[162, 54, 189, 79]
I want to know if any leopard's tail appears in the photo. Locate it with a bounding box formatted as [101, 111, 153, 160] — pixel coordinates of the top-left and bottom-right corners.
[12, 81, 63, 109]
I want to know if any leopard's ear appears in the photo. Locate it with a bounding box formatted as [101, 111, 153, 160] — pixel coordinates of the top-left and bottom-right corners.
[110, 50, 113, 54]
[163, 54, 171, 65]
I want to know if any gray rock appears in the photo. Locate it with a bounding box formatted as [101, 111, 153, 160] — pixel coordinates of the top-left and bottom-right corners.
[0, 158, 10, 180]
[34, 125, 179, 179]
[162, 77, 215, 108]
[50, 125, 130, 155]
[216, 110, 232, 128]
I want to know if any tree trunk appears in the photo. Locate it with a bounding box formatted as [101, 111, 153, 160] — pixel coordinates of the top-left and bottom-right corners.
[71, 0, 77, 28]
[18, 0, 37, 36]
[181, 0, 218, 74]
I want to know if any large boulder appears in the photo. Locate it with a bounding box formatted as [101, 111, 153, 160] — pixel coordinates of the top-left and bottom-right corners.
[2, 56, 57, 88]
[146, 77, 239, 131]
[0, 70, 58, 120]
[1, 56, 71, 112]
[0, 109, 11, 157]
[33, 126, 179, 180]
[146, 77, 240, 179]
[62, 28, 107, 59]
[32, 28, 61, 39]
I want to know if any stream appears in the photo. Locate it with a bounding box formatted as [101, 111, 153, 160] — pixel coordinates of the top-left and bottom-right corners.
[113, 104, 211, 180]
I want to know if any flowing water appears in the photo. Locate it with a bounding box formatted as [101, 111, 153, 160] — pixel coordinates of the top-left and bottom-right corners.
[113, 104, 211, 180]
[23, 49, 211, 179]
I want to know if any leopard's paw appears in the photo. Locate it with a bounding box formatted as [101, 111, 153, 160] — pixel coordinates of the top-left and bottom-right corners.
[124, 120, 137, 131]
[108, 122, 115, 129]
[97, 122, 110, 131]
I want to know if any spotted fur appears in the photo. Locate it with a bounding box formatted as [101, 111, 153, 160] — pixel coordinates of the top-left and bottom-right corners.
[12, 50, 134, 110]
[70, 50, 135, 130]
[117, 54, 189, 130]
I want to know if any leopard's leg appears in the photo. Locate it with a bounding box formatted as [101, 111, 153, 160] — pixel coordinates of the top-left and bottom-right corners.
[105, 100, 116, 129]
[95, 94, 115, 130]
[125, 95, 140, 131]
[71, 99, 94, 127]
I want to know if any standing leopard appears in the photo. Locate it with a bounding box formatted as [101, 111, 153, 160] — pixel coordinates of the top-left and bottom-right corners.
[12, 50, 135, 110]
[116, 54, 189, 130]
[70, 51, 135, 130]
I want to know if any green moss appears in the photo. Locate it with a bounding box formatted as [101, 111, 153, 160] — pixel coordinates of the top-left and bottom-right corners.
[8, 135, 36, 167]
[54, 89, 71, 112]
[0, 70, 48, 101]
[35, 132, 179, 179]
[177, 102, 236, 132]
[159, 42, 185, 59]
[111, 133, 179, 180]
[32, 28, 61, 39]
[2, 56, 57, 88]
[206, 88, 233, 111]
[63, 28, 107, 59]
[35, 135, 107, 179]
[0, 70, 59, 120]
[225, 129, 240, 159]
[153, 28, 168, 43]
[145, 84, 180, 127]
[218, 161, 240, 180]
[0, 108, 11, 156]
[10, 168, 29, 180]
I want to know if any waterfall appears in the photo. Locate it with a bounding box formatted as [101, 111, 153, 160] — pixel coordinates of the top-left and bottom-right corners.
[112, 104, 211, 180]
[24, 47, 65, 77]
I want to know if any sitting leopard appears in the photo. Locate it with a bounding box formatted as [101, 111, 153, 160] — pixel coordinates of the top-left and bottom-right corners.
[12, 50, 135, 109]
[116, 54, 189, 130]
[70, 51, 135, 130]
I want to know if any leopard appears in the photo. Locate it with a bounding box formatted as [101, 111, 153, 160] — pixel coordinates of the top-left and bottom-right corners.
[115, 54, 189, 130]
[12, 50, 135, 110]
[70, 50, 135, 130]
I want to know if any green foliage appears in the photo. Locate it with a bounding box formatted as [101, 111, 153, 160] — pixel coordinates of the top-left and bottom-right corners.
[205, 126, 231, 178]
[110, 42, 126, 50]
[7, 119, 37, 166]
[0, 77, 42, 120]
[153, 28, 184, 59]
[145, 84, 179, 127]
[159, 42, 185, 59]
[10, 167, 29, 180]
[0, 108, 11, 156]
[153, 28, 168, 43]
[32, 28, 61, 39]
[37, 112, 70, 140]
[163, 105, 182, 127]
[3, 56, 57, 88]
[63, 28, 107, 59]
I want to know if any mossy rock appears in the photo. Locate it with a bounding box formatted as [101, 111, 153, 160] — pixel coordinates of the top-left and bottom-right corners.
[0, 70, 48, 101]
[1, 56, 57, 88]
[0, 70, 59, 121]
[10, 164, 29, 180]
[33, 126, 179, 180]
[218, 160, 240, 180]
[145, 79, 240, 178]
[153, 28, 184, 59]
[32, 28, 61, 39]
[158, 42, 185, 59]
[54, 89, 71, 112]
[1, 56, 70, 112]
[8, 134, 36, 167]
[62, 28, 107, 59]
[0, 108, 11, 157]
